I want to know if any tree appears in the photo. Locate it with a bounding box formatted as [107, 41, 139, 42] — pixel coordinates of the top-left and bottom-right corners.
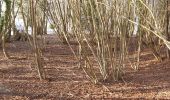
[0, 0, 12, 59]
[30, 0, 46, 80]
[166, 0, 170, 58]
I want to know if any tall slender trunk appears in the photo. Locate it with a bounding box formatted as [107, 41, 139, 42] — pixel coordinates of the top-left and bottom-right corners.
[166, 0, 170, 59]
[1, 0, 11, 59]
[0, 1, 1, 17]
[12, 0, 16, 36]
[30, 0, 46, 80]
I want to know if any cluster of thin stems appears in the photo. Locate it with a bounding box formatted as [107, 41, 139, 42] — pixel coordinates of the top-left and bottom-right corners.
[2, 0, 169, 82]
[45, 0, 170, 83]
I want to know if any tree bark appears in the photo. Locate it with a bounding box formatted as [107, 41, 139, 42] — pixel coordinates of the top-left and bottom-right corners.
[166, 0, 170, 59]
[30, 0, 46, 80]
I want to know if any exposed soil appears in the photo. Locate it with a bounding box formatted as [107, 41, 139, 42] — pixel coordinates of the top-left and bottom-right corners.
[0, 34, 170, 99]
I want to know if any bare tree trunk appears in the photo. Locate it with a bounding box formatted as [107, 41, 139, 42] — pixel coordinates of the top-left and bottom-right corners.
[2, 32, 9, 59]
[1, 0, 12, 59]
[12, 0, 16, 36]
[30, 0, 46, 80]
[43, 0, 47, 35]
[0, 1, 1, 18]
[166, 0, 170, 59]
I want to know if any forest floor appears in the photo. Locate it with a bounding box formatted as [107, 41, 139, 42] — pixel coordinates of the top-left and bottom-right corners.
[0, 34, 170, 99]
